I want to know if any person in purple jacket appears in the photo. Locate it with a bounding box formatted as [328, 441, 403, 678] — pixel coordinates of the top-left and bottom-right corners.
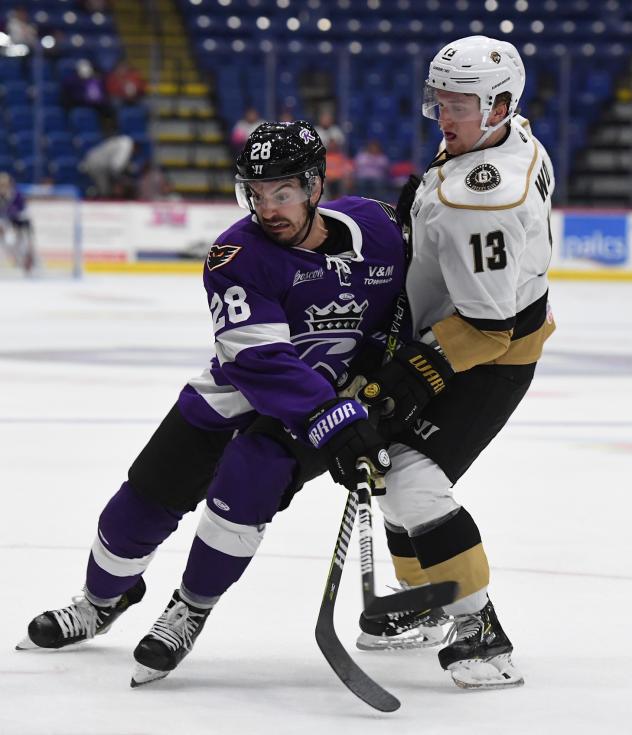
[18, 121, 408, 685]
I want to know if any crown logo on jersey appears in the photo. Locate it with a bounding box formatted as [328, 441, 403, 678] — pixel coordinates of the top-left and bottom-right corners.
[305, 299, 368, 331]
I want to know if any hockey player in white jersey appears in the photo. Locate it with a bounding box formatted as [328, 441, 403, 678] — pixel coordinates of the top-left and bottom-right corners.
[356, 36, 556, 688]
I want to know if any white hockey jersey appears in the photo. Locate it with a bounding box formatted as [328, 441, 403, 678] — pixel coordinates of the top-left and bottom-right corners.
[408, 115, 556, 371]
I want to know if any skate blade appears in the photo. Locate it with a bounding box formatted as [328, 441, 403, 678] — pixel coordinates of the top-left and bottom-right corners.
[356, 627, 448, 652]
[449, 654, 525, 690]
[15, 635, 39, 651]
[130, 664, 170, 688]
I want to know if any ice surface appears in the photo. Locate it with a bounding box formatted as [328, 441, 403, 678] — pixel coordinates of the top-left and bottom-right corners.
[1, 276, 630, 735]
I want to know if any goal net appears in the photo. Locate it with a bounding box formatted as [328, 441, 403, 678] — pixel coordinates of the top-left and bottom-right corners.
[0, 184, 82, 279]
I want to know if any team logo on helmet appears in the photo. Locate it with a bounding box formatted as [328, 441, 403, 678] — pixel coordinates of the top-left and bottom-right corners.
[299, 127, 316, 144]
[465, 163, 501, 193]
[490, 51, 502, 64]
[206, 243, 242, 272]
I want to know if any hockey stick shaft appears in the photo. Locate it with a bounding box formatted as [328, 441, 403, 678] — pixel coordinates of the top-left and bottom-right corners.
[356, 463, 457, 617]
[357, 289, 459, 615]
[357, 290, 408, 608]
[313, 292, 412, 712]
[315, 491, 400, 712]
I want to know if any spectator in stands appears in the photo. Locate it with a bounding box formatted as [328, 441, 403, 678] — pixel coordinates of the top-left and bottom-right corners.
[80, 134, 134, 199]
[136, 163, 178, 201]
[315, 110, 345, 148]
[62, 58, 115, 134]
[6, 6, 38, 50]
[277, 108, 294, 123]
[353, 139, 391, 200]
[106, 60, 147, 105]
[324, 138, 353, 199]
[389, 158, 416, 189]
[230, 107, 264, 153]
[0, 171, 35, 273]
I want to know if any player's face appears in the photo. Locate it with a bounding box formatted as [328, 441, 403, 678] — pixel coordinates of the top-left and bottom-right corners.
[249, 178, 313, 246]
[435, 90, 485, 155]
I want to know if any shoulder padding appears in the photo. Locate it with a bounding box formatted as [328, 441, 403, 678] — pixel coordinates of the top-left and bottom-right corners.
[436, 126, 539, 211]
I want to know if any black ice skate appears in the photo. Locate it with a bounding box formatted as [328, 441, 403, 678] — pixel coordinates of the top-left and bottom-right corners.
[131, 589, 211, 687]
[356, 606, 451, 651]
[438, 598, 524, 689]
[16, 578, 146, 650]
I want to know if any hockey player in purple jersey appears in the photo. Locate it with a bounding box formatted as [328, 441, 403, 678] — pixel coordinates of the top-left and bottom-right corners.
[18, 121, 408, 685]
[0, 172, 35, 273]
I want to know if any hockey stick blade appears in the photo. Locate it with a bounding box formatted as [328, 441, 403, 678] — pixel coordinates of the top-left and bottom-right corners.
[363, 580, 459, 619]
[315, 619, 400, 712]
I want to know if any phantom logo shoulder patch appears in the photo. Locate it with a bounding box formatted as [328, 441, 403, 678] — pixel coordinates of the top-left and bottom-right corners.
[206, 243, 242, 272]
[464, 163, 501, 192]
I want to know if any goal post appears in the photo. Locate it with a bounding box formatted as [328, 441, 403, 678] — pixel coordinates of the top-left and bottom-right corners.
[17, 184, 82, 278]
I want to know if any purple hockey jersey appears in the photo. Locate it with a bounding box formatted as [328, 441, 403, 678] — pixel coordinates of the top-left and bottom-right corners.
[0, 188, 28, 223]
[178, 196, 406, 440]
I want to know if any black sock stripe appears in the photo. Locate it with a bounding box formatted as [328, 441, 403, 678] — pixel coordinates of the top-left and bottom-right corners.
[384, 523, 416, 558]
[410, 507, 481, 568]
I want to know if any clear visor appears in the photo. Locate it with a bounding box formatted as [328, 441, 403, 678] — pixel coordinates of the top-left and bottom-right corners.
[422, 84, 483, 122]
[235, 168, 318, 210]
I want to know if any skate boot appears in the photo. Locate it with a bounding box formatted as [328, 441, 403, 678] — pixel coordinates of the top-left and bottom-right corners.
[357, 606, 451, 651]
[16, 578, 146, 650]
[131, 589, 211, 687]
[438, 598, 524, 689]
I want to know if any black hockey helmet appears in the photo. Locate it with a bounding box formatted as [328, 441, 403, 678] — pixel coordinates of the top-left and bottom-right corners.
[235, 120, 326, 184]
[234, 121, 327, 249]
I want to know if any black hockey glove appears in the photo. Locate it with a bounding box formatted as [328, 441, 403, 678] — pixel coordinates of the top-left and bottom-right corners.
[305, 398, 391, 494]
[396, 174, 421, 233]
[358, 341, 454, 437]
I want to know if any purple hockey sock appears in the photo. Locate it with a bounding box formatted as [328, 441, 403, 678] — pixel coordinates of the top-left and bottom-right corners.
[86, 481, 183, 600]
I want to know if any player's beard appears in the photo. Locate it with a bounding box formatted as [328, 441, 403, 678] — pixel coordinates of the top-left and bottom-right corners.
[261, 208, 310, 247]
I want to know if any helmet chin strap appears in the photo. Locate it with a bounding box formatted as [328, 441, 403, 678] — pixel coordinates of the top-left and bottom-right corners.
[286, 178, 324, 247]
[292, 200, 320, 247]
[471, 111, 512, 151]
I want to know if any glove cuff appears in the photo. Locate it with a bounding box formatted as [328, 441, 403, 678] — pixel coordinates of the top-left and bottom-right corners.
[305, 398, 367, 449]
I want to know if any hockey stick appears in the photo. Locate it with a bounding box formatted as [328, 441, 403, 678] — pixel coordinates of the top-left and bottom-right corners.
[315, 476, 457, 712]
[315, 293, 457, 711]
[356, 290, 458, 616]
[356, 465, 457, 618]
[315, 490, 400, 713]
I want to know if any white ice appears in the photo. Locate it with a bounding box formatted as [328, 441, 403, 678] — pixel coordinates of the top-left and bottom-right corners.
[0, 275, 630, 735]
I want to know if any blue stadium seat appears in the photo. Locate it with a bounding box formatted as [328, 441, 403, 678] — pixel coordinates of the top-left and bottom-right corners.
[0, 59, 25, 82]
[94, 50, 121, 73]
[0, 80, 30, 105]
[68, 107, 101, 132]
[42, 106, 67, 132]
[10, 130, 36, 157]
[45, 131, 75, 158]
[13, 156, 36, 184]
[6, 106, 34, 131]
[56, 57, 80, 81]
[73, 131, 102, 156]
[38, 82, 62, 106]
[117, 106, 148, 136]
[585, 70, 614, 98]
[49, 155, 81, 185]
[0, 154, 14, 175]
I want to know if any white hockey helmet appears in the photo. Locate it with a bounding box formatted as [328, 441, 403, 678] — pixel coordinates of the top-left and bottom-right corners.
[423, 35, 525, 130]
